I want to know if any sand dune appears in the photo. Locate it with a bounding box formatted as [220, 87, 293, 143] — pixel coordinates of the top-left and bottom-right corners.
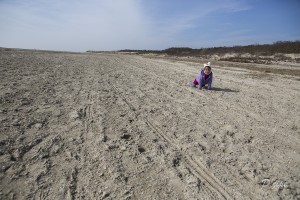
[0, 49, 299, 199]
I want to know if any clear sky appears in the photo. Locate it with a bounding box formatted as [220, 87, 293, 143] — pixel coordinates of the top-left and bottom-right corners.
[0, 0, 299, 52]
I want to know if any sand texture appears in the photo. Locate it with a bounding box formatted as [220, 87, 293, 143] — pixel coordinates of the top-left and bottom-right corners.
[0, 49, 300, 199]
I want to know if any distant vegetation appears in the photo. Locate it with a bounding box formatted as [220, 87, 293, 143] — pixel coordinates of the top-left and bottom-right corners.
[117, 40, 300, 64]
[119, 41, 300, 55]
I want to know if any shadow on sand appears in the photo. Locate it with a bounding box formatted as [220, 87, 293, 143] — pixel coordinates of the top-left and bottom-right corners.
[211, 87, 239, 93]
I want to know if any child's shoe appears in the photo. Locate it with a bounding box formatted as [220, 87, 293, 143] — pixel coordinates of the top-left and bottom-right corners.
[188, 82, 196, 87]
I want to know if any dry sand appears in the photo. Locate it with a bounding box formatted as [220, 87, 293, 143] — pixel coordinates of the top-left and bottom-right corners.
[0, 49, 300, 199]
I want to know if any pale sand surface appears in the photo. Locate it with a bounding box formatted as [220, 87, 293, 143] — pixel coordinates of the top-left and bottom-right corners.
[0, 49, 299, 199]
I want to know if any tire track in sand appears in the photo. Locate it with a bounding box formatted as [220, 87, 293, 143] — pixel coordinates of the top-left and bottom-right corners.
[112, 85, 233, 200]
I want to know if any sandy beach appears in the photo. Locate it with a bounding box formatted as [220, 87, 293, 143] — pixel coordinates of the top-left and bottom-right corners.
[0, 49, 299, 199]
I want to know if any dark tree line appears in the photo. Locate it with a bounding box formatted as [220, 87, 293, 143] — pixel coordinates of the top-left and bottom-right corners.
[118, 40, 300, 56]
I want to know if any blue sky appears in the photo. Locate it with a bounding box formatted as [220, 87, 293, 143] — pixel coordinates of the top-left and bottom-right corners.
[0, 0, 299, 51]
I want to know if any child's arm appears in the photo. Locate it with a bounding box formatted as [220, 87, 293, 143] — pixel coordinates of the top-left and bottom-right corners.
[207, 74, 213, 90]
[198, 84, 202, 90]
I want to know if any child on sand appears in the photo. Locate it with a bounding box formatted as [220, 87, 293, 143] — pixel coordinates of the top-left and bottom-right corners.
[188, 62, 213, 90]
